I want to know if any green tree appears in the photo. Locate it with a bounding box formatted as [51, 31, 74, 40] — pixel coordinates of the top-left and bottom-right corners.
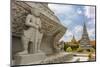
[77, 46, 83, 52]
[71, 44, 79, 51]
[64, 44, 67, 51]
[88, 52, 93, 61]
[90, 48, 95, 53]
[66, 47, 72, 52]
[64, 43, 69, 51]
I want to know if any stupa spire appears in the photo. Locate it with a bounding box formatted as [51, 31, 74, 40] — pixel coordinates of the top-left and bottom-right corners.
[80, 22, 91, 49]
[71, 35, 76, 43]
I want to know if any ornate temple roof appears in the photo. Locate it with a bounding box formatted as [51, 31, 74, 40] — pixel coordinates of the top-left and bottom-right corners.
[71, 35, 77, 43]
[25, 2, 61, 24]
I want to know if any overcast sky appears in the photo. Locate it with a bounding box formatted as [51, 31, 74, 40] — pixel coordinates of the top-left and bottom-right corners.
[48, 4, 95, 42]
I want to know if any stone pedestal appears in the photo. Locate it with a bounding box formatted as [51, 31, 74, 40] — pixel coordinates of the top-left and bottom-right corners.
[14, 52, 46, 65]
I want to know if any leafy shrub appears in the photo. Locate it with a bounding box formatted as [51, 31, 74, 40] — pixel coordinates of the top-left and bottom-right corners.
[88, 52, 92, 59]
[66, 47, 72, 52]
[64, 44, 67, 51]
[71, 44, 79, 51]
[90, 48, 95, 52]
[77, 47, 83, 52]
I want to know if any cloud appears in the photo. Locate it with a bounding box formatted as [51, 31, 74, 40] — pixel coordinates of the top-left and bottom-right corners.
[48, 4, 95, 41]
[77, 9, 83, 14]
[72, 25, 83, 40]
[85, 6, 95, 27]
[48, 4, 78, 27]
[66, 30, 73, 37]
[61, 25, 83, 42]
[87, 28, 95, 40]
[85, 6, 95, 40]
[48, 4, 73, 15]
[60, 30, 73, 42]
[84, 6, 95, 18]
[73, 25, 83, 33]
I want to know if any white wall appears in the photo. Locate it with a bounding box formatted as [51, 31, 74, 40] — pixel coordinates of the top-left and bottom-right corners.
[0, 0, 100, 67]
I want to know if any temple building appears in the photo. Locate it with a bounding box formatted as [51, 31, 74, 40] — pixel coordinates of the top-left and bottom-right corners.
[71, 35, 78, 44]
[80, 23, 92, 49]
[66, 35, 79, 46]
